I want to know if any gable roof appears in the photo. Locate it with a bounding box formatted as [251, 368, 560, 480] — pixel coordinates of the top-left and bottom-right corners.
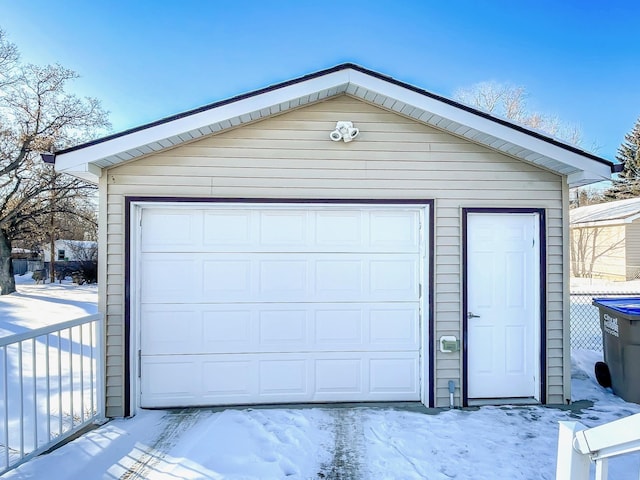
[571, 197, 640, 226]
[51, 63, 620, 186]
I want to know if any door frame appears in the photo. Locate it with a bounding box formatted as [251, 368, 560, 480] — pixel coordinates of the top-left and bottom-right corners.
[461, 208, 546, 407]
[124, 197, 435, 415]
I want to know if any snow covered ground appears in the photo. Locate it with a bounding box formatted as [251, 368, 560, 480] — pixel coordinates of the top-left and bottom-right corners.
[0, 274, 100, 474]
[570, 276, 640, 294]
[1, 276, 640, 479]
[0, 274, 98, 338]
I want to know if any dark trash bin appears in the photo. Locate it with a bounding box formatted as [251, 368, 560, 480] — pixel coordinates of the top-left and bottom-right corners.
[592, 297, 640, 404]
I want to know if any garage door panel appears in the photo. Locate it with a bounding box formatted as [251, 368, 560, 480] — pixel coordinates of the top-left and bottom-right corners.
[314, 309, 364, 346]
[370, 357, 419, 394]
[140, 257, 200, 302]
[369, 211, 420, 249]
[141, 359, 199, 404]
[370, 308, 419, 346]
[203, 210, 252, 246]
[315, 211, 363, 247]
[314, 353, 420, 398]
[142, 253, 419, 303]
[258, 310, 308, 346]
[259, 211, 307, 246]
[315, 260, 364, 296]
[142, 305, 254, 355]
[142, 210, 201, 250]
[316, 358, 362, 394]
[258, 260, 308, 298]
[142, 303, 419, 355]
[143, 208, 421, 253]
[204, 309, 253, 349]
[140, 308, 201, 353]
[203, 260, 252, 297]
[370, 259, 419, 297]
[259, 359, 308, 396]
[140, 352, 420, 407]
[202, 360, 255, 397]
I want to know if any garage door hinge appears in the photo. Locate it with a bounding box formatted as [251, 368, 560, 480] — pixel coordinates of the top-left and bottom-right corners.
[137, 350, 141, 378]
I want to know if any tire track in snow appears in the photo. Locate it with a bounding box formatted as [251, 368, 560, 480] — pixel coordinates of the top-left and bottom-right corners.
[317, 409, 364, 480]
[119, 409, 207, 480]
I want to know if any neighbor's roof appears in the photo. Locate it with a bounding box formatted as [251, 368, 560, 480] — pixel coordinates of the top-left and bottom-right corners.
[571, 197, 640, 226]
[51, 63, 620, 186]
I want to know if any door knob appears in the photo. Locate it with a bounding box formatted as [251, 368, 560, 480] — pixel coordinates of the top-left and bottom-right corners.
[467, 312, 481, 319]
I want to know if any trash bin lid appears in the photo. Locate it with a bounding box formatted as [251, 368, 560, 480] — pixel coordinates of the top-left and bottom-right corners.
[592, 297, 640, 316]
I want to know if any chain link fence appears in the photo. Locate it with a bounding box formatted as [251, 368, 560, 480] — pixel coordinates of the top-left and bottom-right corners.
[570, 291, 640, 352]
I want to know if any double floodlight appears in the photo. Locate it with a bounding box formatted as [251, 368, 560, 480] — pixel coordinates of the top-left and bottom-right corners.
[330, 121, 359, 142]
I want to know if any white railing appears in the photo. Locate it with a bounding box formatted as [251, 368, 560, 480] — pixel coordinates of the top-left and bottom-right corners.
[556, 413, 640, 480]
[0, 313, 103, 475]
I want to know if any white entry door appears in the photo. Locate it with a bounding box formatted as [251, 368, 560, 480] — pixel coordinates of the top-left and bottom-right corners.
[466, 212, 540, 400]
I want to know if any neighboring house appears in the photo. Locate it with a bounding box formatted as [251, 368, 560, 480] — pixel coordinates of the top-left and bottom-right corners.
[49, 64, 618, 417]
[10, 247, 35, 259]
[42, 240, 98, 262]
[570, 197, 640, 280]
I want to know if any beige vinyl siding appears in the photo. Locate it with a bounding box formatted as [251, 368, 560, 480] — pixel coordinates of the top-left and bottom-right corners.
[625, 221, 640, 280]
[101, 95, 566, 415]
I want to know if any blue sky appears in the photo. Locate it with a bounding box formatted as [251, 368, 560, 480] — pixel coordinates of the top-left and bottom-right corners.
[1, 1, 638, 161]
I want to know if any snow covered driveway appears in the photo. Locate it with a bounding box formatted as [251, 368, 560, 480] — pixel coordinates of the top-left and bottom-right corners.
[5, 365, 640, 480]
[2, 279, 640, 479]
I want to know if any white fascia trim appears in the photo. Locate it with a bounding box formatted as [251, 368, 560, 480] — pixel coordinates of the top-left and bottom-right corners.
[87, 163, 103, 179]
[625, 212, 640, 223]
[348, 71, 613, 180]
[54, 66, 613, 183]
[567, 170, 613, 187]
[54, 69, 353, 173]
[58, 162, 102, 184]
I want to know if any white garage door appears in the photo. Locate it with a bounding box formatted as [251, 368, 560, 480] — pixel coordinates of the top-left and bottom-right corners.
[136, 204, 426, 408]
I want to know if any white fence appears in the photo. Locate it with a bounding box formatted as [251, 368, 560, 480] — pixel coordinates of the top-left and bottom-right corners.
[0, 314, 103, 475]
[556, 413, 640, 480]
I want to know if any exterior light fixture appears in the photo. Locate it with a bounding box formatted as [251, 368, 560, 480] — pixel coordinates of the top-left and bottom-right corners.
[330, 121, 359, 142]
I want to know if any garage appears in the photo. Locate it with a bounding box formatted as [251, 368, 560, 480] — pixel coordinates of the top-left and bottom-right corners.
[134, 203, 429, 408]
[51, 64, 620, 414]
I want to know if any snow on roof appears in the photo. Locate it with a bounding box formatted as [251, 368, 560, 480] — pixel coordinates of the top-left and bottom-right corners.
[570, 197, 640, 225]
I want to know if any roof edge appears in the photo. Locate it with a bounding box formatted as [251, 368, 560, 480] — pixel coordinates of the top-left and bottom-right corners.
[348, 65, 616, 171]
[55, 63, 361, 156]
[54, 62, 619, 173]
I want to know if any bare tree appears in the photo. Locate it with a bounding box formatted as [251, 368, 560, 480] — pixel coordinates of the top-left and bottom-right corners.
[570, 186, 604, 208]
[55, 199, 98, 241]
[570, 226, 625, 278]
[0, 29, 109, 294]
[454, 81, 583, 146]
